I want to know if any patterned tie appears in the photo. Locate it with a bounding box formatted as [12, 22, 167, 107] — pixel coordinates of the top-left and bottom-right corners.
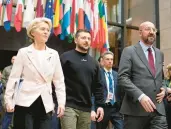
[147, 48, 156, 76]
[107, 72, 115, 105]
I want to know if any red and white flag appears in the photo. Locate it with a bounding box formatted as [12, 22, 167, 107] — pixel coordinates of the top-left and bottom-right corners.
[14, 0, 24, 32]
[3, 0, 13, 31]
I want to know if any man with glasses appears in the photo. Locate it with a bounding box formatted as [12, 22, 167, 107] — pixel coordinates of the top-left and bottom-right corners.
[118, 21, 167, 129]
[60, 29, 104, 129]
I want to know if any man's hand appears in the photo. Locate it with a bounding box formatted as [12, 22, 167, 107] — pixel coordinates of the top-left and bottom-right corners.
[167, 87, 171, 94]
[91, 111, 96, 121]
[6, 104, 14, 113]
[96, 107, 104, 122]
[57, 105, 65, 118]
[140, 95, 156, 112]
[156, 88, 165, 103]
[167, 94, 171, 101]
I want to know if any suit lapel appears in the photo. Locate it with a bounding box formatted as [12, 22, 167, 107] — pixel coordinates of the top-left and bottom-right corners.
[112, 71, 118, 101]
[154, 47, 160, 78]
[101, 68, 107, 89]
[26, 45, 53, 82]
[135, 42, 154, 77]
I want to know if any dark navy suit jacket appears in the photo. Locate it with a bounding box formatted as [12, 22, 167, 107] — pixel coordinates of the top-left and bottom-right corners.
[91, 68, 121, 111]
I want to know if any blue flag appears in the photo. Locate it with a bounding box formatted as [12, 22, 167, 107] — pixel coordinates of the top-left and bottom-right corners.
[45, 0, 53, 22]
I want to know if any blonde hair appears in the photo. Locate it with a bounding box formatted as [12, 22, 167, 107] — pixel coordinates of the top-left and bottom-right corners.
[26, 17, 52, 41]
[165, 63, 171, 80]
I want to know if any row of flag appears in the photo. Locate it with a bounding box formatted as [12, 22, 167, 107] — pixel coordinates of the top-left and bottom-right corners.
[0, 0, 109, 51]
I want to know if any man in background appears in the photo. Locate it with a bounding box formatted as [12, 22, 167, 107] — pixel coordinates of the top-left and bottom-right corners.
[1, 56, 16, 129]
[91, 51, 123, 129]
[1, 56, 16, 90]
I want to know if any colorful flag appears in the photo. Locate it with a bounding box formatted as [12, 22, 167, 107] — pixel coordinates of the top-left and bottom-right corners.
[36, 0, 43, 17]
[70, 0, 76, 34]
[45, 0, 53, 21]
[84, 0, 94, 43]
[3, 0, 13, 31]
[14, 0, 24, 32]
[91, 0, 99, 48]
[60, 0, 72, 40]
[53, 0, 63, 36]
[0, 0, 3, 20]
[76, 0, 84, 30]
[98, 0, 106, 50]
[102, 2, 109, 52]
[23, 0, 34, 27]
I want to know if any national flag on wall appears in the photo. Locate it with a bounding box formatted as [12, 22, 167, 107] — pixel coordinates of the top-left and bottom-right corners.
[23, 0, 34, 27]
[36, 0, 44, 17]
[98, 0, 106, 50]
[76, 0, 84, 30]
[60, 0, 72, 40]
[102, 2, 109, 52]
[45, 0, 53, 21]
[53, 0, 63, 36]
[70, 0, 76, 34]
[84, 0, 94, 44]
[0, 0, 3, 20]
[3, 0, 13, 31]
[91, 0, 99, 48]
[14, 0, 24, 32]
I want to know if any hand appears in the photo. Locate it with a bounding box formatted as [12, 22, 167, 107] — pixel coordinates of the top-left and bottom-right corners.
[91, 111, 96, 121]
[156, 88, 165, 103]
[140, 95, 156, 113]
[57, 105, 65, 118]
[167, 94, 171, 101]
[6, 104, 14, 113]
[96, 107, 104, 122]
[167, 87, 171, 94]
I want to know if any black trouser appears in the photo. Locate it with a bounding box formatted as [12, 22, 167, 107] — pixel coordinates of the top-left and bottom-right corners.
[124, 111, 168, 129]
[13, 96, 52, 129]
[164, 99, 171, 129]
[96, 103, 123, 129]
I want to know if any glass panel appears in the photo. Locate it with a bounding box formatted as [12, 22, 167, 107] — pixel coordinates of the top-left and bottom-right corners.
[127, 29, 139, 46]
[126, 0, 156, 26]
[107, 0, 121, 23]
[108, 26, 121, 68]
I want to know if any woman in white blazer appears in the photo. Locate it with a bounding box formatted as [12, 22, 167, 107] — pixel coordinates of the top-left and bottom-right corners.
[4, 17, 66, 129]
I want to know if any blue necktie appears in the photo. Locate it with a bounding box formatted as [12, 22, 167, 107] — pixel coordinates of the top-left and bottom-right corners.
[107, 72, 115, 105]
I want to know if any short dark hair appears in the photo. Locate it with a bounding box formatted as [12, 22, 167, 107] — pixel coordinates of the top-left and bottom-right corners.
[101, 51, 114, 59]
[75, 29, 91, 38]
[98, 56, 102, 62]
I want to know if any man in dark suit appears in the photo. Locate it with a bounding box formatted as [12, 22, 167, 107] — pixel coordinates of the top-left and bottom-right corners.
[91, 51, 123, 129]
[118, 21, 167, 129]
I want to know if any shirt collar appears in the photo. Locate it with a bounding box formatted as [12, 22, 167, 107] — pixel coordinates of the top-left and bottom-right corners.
[139, 41, 153, 52]
[104, 67, 112, 74]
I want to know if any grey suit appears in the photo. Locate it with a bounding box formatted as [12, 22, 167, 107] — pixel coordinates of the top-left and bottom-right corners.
[118, 42, 167, 129]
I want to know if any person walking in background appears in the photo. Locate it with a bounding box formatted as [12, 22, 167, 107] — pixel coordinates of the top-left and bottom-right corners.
[60, 29, 104, 129]
[1, 56, 16, 91]
[118, 21, 167, 129]
[0, 71, 3, 127]
[91, 51, 123, 129]
[164, 63, 171, 129]
[98, 56, 104, 68]
[1, 56, 16, 129]
[4, 17, 66, 129]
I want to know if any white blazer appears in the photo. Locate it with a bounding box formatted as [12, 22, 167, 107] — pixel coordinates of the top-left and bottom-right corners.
[4, 44, 66, 113]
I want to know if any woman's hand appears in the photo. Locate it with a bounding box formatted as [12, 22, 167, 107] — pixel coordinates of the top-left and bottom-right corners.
[57, 105, 65, 118]
[6, 104, 14, 112]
